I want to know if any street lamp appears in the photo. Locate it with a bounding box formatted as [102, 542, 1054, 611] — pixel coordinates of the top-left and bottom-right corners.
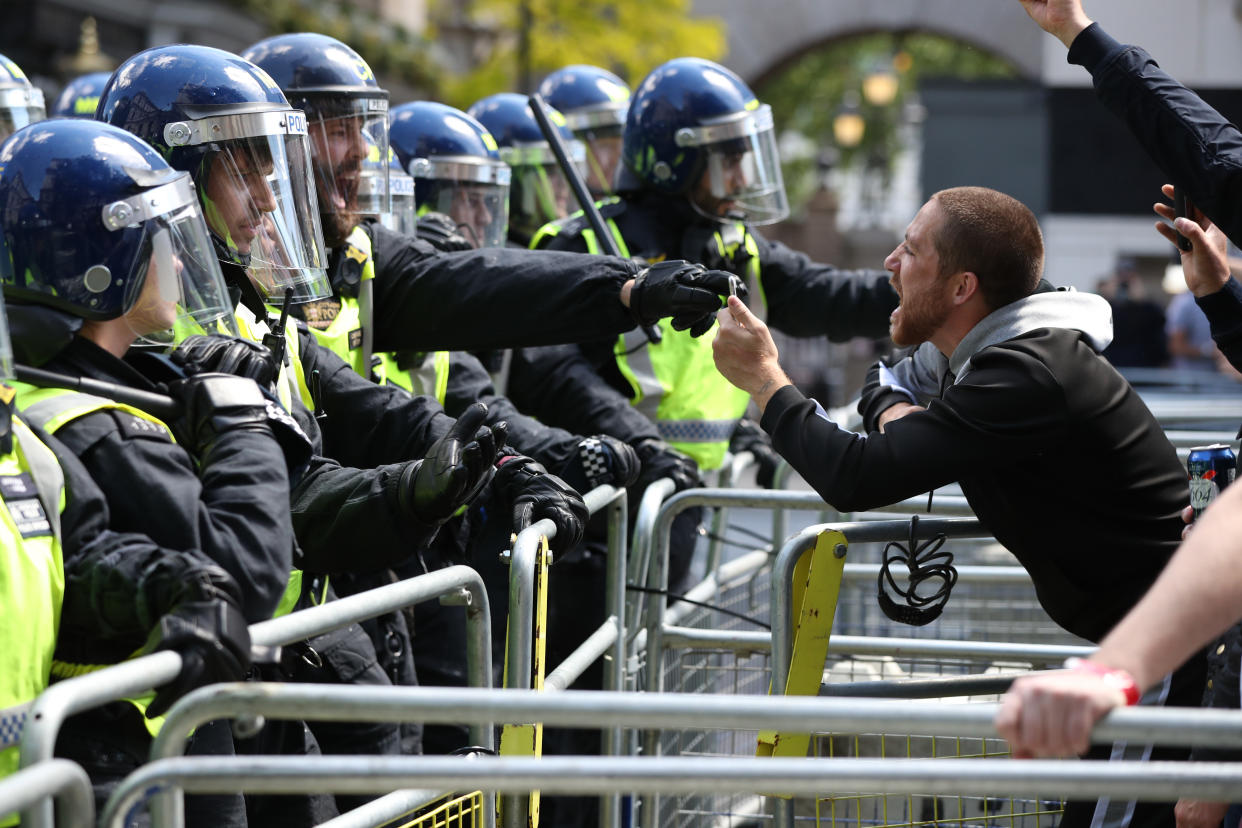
[861, 61, 899, 107]
[832, 92, 865, 149]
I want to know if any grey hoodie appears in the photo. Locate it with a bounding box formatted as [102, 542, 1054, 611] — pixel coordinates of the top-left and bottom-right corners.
[880, 286, 1115, 404]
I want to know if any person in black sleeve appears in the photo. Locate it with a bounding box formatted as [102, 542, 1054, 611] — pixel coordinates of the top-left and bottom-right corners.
[714, 186, 1200, 828]
[1019, 0, 1242, 373]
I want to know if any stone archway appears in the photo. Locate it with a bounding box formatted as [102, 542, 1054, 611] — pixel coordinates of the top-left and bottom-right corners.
[691, 0, 1042, 86]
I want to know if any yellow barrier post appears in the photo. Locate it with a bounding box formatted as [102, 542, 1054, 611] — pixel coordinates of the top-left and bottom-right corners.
[499, 535, 551, 827]
[756, 529, 846, 761]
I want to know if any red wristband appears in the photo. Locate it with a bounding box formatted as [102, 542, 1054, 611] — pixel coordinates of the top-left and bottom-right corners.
[1064, 657, 1141, 706]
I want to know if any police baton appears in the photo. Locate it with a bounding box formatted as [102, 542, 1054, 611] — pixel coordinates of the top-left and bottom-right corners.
[527, 93, 662, 345]
[14, 364, 181, 421]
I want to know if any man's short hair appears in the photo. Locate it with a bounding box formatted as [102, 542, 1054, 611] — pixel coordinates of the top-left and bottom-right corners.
[930, 187, 1044, 311]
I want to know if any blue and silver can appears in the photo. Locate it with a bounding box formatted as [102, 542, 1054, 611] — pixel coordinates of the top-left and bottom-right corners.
[1188, 443, 1237, 520]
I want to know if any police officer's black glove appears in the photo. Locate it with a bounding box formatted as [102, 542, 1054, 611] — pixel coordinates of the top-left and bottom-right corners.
[400, 402, 508, 525]
[630, 436, 703, 494]
[144, 592, 251, 718]
[555, 434, 642, 493]
[729, 418, 783, 489]
[494, 453, 589, 551]
[168, 372, 313, 478]
[416, 211, 474, 252]
[170, 334, 280, 390]
[628, 261, 748, 337]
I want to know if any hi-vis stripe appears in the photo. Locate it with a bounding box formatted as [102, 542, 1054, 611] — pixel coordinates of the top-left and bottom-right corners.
[0, 702, 29, 749]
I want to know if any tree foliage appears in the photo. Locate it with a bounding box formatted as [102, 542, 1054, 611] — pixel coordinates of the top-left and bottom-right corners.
[434, 0, 726, 110]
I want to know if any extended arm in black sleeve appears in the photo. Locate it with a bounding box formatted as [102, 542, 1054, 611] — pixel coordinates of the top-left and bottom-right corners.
[1196, 277, 1242, 372]
[1070, 23, 1242, 248]
[369, 222, 641, 351]
[759, 346, 1066, 512]
[754, 233, 898, 340]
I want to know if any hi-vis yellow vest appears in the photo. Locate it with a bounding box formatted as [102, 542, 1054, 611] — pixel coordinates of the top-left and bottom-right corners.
[0, 414, 64, 803]
[534, 212, 765, 470]
[307, 226, 450, 404]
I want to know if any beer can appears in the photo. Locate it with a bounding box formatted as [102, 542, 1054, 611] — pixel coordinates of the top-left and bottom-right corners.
[1188, 443, 1237, 520]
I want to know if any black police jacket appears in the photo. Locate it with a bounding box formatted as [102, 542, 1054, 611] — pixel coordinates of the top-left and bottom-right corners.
[1070, 24, 1242, 373]
[10, 305, 294, 623]
[24, 416, 245, 668]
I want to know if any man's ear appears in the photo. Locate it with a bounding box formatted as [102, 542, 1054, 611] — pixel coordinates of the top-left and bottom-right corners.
[952, 271, 980, 306]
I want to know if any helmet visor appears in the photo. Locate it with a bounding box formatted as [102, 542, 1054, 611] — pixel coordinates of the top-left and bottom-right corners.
[411, 157, 511, 249]
[0, 292, 14, 382]
[682, 104, 789, 226]
[105, 176, 240, 345]
[199, 127, 331, 303]
[579, 128, 623, 197]
[307, 97, 390, 243]
[501, 141, 586, 239]
[0, 87, 45, 142]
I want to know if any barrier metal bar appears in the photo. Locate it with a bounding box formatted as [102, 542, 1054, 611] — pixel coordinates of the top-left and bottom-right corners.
[770, 519, 992, 699]
[103, 753, 1242, 828]
[21, 565, 492, 828]
[626, 478, 677, 642]
[315, 788, 447, 828]
[0, 759, 93, 828]
[1141, 395, 1242, 422]
[1165, 429, 1239, 448]
[818, 672, 1040, 699]
[141, 684, 1242, 752]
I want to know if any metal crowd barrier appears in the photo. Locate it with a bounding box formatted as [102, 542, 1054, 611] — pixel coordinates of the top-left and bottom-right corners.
[18, 564, 493, 828]
[500, 483, 626, 828]
[0, 759, 93, 828]
[97, 686, 1242, 828]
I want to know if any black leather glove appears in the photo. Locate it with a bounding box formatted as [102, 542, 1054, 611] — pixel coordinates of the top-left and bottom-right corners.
[416, 211, 474, 252]
[729, 418, 783, 488]
[144, 595, 251, 718]
[170, 334, 280, 389]
[494, 454, 589, 551]
[400, 402, 508, 524]
[630, 436, 702, 493]
[628, 261, 748, 337]
[556, 434, 642, 493]
[168, 372, 313, 477]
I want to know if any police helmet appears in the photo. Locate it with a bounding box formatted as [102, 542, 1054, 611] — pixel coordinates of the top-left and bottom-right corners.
[466, 92, 584, 244]
[50, 71, 111, 119]
[0, 54, 45, 142]
[0, 119, 237, 345]
[619, 57, 788, 225]
[356, 132, 416, 237]
[538, 65, 629, 196]
[243, 34, 390, 248]
[389, 101, 510, 249]
[97, 43, 330, 303]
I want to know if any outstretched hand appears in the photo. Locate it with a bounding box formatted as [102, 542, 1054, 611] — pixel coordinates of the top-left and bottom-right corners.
[712, 296, 790, 411]
[1017, 0, 1094, 47]
[1154, 183, 1232, 298]
[995, 667, 1126, 759]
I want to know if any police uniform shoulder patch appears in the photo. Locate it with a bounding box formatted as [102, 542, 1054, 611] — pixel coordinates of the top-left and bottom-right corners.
[0, 472, 51, 538]
[110, 410, 169, 442]
[300, 298, 342, 331]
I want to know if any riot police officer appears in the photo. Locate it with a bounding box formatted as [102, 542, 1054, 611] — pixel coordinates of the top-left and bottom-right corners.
[537, 64, 630, 198]
[0, 53, 44, 141]
[532, 57, 898, 478]
[50, 70, 111, 118]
